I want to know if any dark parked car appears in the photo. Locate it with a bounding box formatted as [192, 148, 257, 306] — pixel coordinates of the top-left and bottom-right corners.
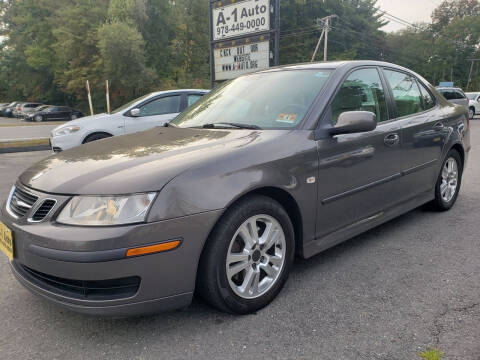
[25, 105, 83, 122]
[0, 61, 470, 316]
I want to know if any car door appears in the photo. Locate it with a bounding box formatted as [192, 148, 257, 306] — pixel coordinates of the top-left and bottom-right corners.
[55, 107, 69, 120]
[124, 94, 182, 133]
[315, 67, 404, 239]
[44, 107, 58, 120]
[381, 68, 446, 199]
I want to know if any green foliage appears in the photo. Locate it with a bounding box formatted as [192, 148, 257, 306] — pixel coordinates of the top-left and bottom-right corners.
[5, 0, 477, 112]
[98, 21, 156, 105]
[384, 0, 480, 89]
[418, 347, 445, 360]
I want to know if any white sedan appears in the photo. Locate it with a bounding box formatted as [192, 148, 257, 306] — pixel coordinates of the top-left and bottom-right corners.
[50, 89, 208, 152]
[466, 92, 480, 118]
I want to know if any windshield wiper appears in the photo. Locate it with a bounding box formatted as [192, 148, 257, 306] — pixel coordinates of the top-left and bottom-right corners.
[202, 122, 261, 130]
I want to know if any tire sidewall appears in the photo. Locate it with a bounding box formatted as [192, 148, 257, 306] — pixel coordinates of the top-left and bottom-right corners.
[435, 150, 463, 210]
[211, 197, 295, 314]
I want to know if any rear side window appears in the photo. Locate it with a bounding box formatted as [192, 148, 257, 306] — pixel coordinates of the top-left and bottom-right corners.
[384, 69, 423, 118]
[188, 94, 203, 107]
[454, 90, 466, 99]
[331, 68, 388, 124]
[440, 90, 460, 100]
[418, 83, 435, 110]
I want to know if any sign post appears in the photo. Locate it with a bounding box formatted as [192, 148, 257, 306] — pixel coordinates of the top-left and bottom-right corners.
[209, 0, 280, 87]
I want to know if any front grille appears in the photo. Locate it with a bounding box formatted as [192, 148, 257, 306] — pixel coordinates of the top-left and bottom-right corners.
[31, 199, 56, 222]
[8, 186, 38, 218]
[20, 265, 141, 301]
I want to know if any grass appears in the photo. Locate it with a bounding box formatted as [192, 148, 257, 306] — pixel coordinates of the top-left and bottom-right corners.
[418, 348, 444, 360]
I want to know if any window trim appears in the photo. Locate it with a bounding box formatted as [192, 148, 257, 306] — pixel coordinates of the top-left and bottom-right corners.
[380, 67, 439, 122]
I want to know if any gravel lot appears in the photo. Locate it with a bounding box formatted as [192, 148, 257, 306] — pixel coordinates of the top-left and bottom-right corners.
[0, 122, 479, 359]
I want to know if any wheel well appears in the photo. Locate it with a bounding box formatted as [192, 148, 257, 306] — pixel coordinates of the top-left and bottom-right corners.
[235, 187, 303, 256]
[451, 144, 465, 168]
[82, 132, 113, 144]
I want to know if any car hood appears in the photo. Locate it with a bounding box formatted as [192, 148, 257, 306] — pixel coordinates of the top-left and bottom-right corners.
[52, 113, 110, 131]
[20, 127, 275, 195]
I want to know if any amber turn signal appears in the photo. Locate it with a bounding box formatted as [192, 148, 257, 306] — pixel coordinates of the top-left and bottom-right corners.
[126, 240, 181, 257]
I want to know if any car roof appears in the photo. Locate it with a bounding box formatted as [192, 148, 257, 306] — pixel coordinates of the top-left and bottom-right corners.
[147, 89, 209, 97]
[436, 87, 464, 91]
[261, 60, 417, 72]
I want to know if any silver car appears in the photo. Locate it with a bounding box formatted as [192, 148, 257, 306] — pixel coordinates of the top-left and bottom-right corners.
[436, 87, 469, 112]
[0, 61, 471, 316]
[13, 102, 43, 118]
[466, 92, 480, 118]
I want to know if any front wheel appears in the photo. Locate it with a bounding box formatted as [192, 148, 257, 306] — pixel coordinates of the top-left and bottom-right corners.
[34, 115, 43, 122]
[430, 149, 463, 211]
[469, 107, 475, 119]
[197, 195, 295, 314]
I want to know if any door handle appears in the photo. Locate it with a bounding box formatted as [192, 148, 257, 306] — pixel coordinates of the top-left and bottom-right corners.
[384, 133, 400, 147]
[433, 122, 444, 130]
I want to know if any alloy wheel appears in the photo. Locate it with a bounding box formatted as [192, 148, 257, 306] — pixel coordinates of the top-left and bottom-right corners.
[226, 214, 286, 299]
[440, 157, 458, 203]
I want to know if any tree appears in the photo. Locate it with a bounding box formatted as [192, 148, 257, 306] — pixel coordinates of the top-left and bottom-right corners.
[97, 21, 156, 105]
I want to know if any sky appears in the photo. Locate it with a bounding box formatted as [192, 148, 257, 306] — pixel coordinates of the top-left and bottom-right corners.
[376, 0, 442, 32]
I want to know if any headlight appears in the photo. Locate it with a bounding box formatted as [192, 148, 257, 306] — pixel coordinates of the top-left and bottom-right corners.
[57, 193, 156, 226]
[52, 125, 82, 137]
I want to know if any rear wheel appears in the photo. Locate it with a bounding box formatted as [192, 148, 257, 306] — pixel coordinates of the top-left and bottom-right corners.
[430, 149, 463, 211]
[83, 132, 112, 144]
[469, 107, 475, 119]
[197, 195, 295, 314]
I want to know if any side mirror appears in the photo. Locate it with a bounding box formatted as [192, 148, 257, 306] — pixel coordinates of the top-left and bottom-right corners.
[130, 108, 141, 117]
[329, 111, 377, 136]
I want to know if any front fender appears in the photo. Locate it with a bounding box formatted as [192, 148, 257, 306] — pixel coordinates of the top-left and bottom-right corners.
[147, 131, 319, 245]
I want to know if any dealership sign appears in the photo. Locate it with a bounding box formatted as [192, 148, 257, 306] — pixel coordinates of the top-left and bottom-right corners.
[209, 0, 279, 84]
[213, 0, 270, 41]
[214, 35, 271, 80]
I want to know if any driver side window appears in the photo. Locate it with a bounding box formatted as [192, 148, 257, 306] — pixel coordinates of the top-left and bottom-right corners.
[139, 95, 181, 117]
[331, 68, 388, 124]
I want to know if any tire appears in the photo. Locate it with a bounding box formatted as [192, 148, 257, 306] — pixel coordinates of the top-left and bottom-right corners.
[430, 149, 463, 211]
[197, 195, 295, 314]
[34, 115, 43, 122]
[83, 132, 112, 144]
[70, 114, 77, 120]
[469, 107, 475, 119]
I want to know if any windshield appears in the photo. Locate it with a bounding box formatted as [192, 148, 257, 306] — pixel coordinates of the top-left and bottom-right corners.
[111, 93, 153, 114]
[171, 70, 332, 130]
[467, 93, 479, 100]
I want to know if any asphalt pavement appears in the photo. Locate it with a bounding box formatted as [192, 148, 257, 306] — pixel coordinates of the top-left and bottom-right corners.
[0, 122, 479, 359]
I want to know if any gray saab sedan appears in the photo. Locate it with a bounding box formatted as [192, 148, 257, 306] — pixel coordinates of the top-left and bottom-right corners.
[0, 61, 471, 315]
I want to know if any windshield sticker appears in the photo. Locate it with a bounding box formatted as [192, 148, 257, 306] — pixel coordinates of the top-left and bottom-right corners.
[276, 113, 297, 123]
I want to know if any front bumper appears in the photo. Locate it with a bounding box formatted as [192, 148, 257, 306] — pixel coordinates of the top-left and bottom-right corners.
[50, 132, 84, 152]
[1, 199, 222, 316]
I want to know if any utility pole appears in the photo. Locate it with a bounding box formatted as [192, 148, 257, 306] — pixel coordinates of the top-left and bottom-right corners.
[311, 15, 337, 62]
[466, 58, 480, 91]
